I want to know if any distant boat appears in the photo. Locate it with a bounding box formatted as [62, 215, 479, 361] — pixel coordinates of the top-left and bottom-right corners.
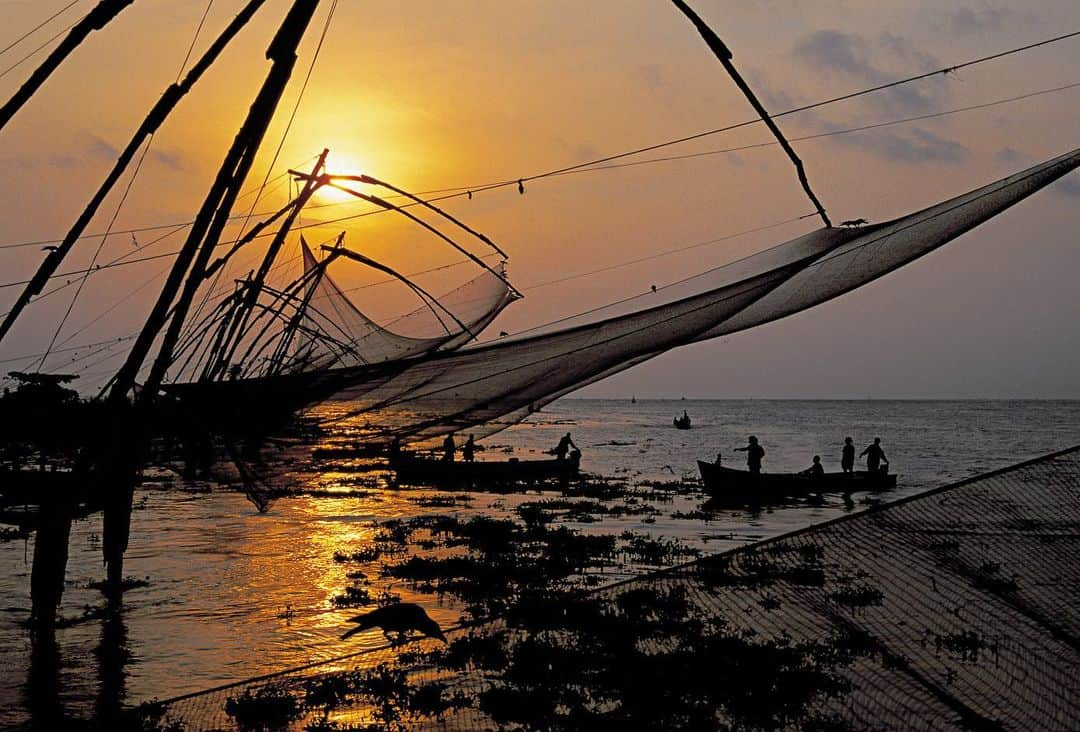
[697, 460, 895, 502]
[631, 396, 636, 404]
[673, 412, 692, 430]
[391, 451, 580, 485]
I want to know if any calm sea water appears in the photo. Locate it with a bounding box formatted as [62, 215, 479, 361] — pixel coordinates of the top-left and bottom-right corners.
[1, 399, 1078, 726]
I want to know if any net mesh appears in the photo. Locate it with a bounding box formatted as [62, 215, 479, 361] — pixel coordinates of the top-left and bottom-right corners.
[149, 445, 1080, 731]
[297, 240, 517, 368]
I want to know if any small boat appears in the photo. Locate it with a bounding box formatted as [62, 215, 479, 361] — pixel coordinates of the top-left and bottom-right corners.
[391, 451, 581, 484]
[673, 413, 692, 430]
[697, 460, 895, 501]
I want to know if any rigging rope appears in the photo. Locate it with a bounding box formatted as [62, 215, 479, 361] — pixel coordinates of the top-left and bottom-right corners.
[0, 1, 82, 59]
[0, 19, 80, 81]
[36, 135, 155, 369]
[2, 75, 1078, 301]
[188, 0, 337, 338]
[35, 2, 227, 371]
[3, 28, 1078, 255]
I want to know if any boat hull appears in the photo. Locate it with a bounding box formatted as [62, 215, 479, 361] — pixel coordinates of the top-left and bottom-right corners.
[697, 460, 895, 501]
[392, 452, 580, 485]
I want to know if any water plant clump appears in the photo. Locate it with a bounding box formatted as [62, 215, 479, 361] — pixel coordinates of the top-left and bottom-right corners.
[620, 531, 700, 565]
[331, 584, 373, 608]
[439, 585, 858, 729]
[830, 584, 885, 610]
[224, 685, 302, 730]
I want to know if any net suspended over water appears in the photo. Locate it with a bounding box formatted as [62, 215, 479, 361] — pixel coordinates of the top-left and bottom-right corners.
[296, 239, 518, 368]
[170, 149, 1080, 440]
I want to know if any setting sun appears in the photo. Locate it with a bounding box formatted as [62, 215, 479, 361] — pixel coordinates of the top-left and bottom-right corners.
[311, 150, 368, 203]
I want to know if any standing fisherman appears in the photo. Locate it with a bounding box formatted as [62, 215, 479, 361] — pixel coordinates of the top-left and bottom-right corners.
[841, 437, 855, 474]
[735, 435, 765, 474]
[462, 435, 477, 463]
[554, 433, 578, 461]
[442, 434, 455, 463]
[860, 437, 887, 474]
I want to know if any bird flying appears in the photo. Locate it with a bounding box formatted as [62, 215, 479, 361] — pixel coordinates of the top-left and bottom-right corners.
[341, 602, 446, 644]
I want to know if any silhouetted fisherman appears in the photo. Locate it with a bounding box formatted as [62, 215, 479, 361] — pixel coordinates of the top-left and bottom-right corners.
[388, 437, 402, 462]
[841, 437, 855, 474]
[860, 437, 887, 474]
[735, 435, 765, 474]
[554, 432, 578, 461]
[462, 434, 476, 462]
[340, 603, 446, 644]
[802, 455, 825, 477]
[442, 433, 455, 463]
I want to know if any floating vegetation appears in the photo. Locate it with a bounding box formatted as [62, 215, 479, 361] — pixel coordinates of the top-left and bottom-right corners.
[670, 509, 713, 521]
[128, 700, 186, 731]
[423, 585, 859, 729]
[830, 585, 885, 610]
[972, 562, 1019, 593]
[333, 547, 384, 564]
[620, 531, 699, 565]
[517, 497, 658, 524]
[224, 685, 301, 731]
[331, 584, 373, 609]
[695, 552, 826, 589]
[927, 539, 962, 554]
[927, 630, 994, 663]
[764, 541, 826, 564]
[409, 494, 473, 507]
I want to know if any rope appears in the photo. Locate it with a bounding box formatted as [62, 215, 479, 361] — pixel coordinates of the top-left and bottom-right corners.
[3, 29, 1078, 255]
[0, 1, 81, 59]
[187, 0, 337, 339]
[36, 135, 155, 369]
[0, 19, 80, 81]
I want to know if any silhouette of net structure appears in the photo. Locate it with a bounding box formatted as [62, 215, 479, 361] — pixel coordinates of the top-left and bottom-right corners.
[297, 239, 517, 368]
[150, 445, 1080, 730]
[274, 149, 1080, 443]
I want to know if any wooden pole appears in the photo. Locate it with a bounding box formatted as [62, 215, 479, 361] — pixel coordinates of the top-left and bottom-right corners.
[109, 0, 323, 404]
[205, 150, 329, 381]
[670, 0, 832, 227]
[0, 0, 135, 132]
[0, 0, 271, 348]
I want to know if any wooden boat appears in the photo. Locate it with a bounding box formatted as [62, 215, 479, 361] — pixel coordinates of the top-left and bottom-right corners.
[392, 451, 581, 484]
[697, 460, 895, 501]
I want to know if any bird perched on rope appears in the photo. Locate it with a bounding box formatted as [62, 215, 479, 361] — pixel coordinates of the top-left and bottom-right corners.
[340, 602, 446, 644]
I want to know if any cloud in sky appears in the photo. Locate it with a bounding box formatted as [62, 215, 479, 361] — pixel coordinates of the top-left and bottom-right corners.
[793, 29, 946, 116]
[946, 6, 1016, 35]
[86, 134, 185, 171]
[828, 126, 969, 165]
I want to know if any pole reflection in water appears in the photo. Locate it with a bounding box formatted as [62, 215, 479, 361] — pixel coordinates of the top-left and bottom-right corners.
[93, 606, 130, 728]
[26, 627, 64, 731]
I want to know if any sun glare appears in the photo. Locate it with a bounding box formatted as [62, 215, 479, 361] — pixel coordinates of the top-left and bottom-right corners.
[313, 151, 367, 204]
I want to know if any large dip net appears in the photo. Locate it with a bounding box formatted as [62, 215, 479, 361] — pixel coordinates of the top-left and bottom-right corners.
[164, 150, 1080, 446]
[150, 445, 1080, 730]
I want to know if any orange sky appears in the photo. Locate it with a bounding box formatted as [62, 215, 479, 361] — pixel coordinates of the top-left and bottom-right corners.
[1, 0, 1079, 397]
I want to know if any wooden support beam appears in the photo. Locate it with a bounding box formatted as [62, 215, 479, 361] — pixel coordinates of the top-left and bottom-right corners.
[671, 0, 832, 227]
